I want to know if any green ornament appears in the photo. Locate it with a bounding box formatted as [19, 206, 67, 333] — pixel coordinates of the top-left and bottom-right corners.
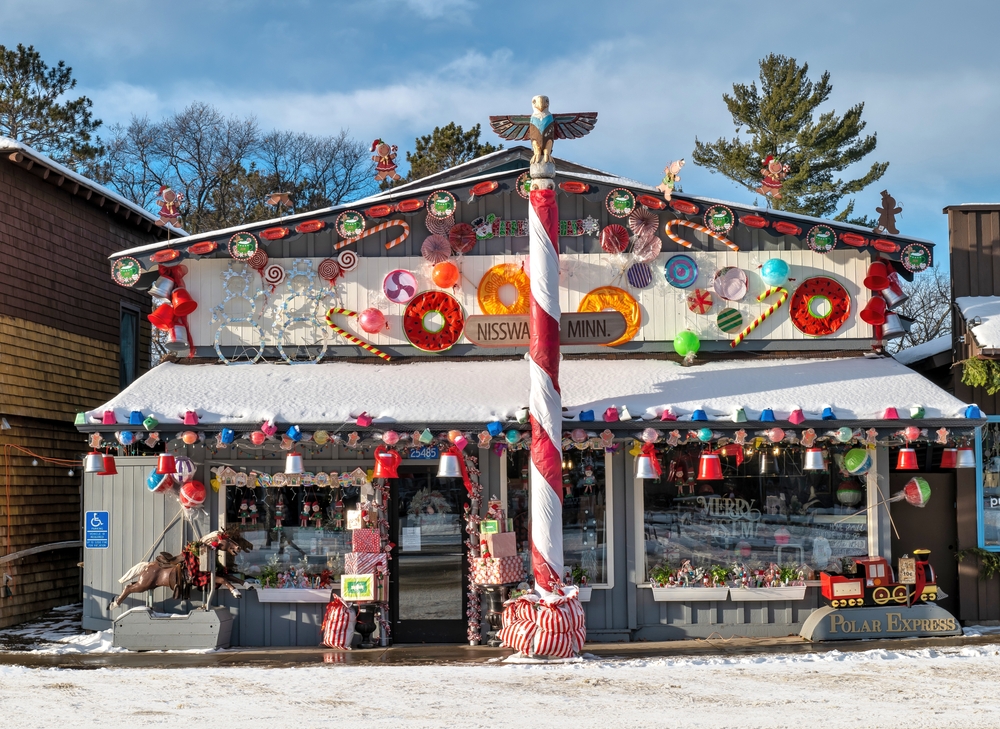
[673, 330, 701, 357]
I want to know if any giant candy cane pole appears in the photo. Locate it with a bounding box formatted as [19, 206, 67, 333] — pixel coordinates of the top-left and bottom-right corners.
[528, 186, 564, 594]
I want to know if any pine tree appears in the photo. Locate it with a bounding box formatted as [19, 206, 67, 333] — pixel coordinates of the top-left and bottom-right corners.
[401, 122, 500, 184]
[693, 54, 887, 224]
[0, 44, 102, 169]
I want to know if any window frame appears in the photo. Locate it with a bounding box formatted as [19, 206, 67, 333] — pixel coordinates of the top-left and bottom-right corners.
[119, 301, 141, 389]
[977, 418, 1000, 551]
[503, 449, 615, 590]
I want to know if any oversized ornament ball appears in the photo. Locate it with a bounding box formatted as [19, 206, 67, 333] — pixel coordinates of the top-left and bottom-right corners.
[358, 308, 387, 334]
[697, 427, 713, 442]
[902, 476, 931, 507]
[571, 428, 588, 443]
[836, 426, 854, 443]
[146, 468, 171, 494]
[673, 330, 700, 357]
[640, 428, 659, 444]
[448, 429, 463, 443]
[432, 261, 460, 288]
[382, 430, 400, 446]
[250, 430, 266, 445]
[117, 430, 135, 445]
[173, 456, 196, 484]
[313, 430, 330, 445]
[836, 480, 865, 506]
[760, 259, 790, 287]
[505, 429, 520, 445]
[903, 425, 921, 442]
[179, 479, 207, 509]
[181, 431, 198, 445]
[843, 448, 872, 475]
[768, 428, 785, 443]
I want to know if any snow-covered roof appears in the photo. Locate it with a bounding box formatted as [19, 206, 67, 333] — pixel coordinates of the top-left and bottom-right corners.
[83, 356, 974, 429]
[0, 137, 186, 236]
[893, 335, 952, 365]
[956, 297, 1000, 351]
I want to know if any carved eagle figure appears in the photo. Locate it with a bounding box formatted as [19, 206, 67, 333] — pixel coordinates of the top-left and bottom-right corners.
[489, 95, 598, 164]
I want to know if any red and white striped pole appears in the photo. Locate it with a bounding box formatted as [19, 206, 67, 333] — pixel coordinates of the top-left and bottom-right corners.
[528, 182, 564, 595]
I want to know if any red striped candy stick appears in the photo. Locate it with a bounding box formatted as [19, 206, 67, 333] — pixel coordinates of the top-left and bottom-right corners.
[730, 286, 788, 348]
[325, 307, 391, 361]
[333, 219, 411, 251]
[664, 219, 740, 252]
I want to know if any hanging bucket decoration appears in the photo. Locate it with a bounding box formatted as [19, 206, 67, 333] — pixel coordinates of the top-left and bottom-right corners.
[803, 448, 826, 470]
[896, 447, 918, 470]
[98, 455, 118, 476]
[84, 452, 104, 473]
[698, 453, 723, 480]
[285, 452, 304, 475]
[437, 451, 462, 478]
[940, 448, 958, 468]
[956, 447, 976, 468]
[156, 453, 176, 475]
[373, 446, 401, 479]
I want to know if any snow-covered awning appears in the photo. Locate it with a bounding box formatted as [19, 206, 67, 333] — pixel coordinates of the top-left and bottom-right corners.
[893, 335, 951, 365]
[81, 356, 977, 431]
[957, 297, 1000, 351]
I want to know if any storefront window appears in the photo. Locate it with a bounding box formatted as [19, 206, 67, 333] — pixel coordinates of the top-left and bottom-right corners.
[507, 450, 610, 585]
[642, 444, 867, 580]
[981, 422, 1000, 547]
[224, 472, 360, 586]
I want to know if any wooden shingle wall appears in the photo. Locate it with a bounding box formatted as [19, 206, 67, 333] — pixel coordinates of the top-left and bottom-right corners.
[0, 160, 158, 629]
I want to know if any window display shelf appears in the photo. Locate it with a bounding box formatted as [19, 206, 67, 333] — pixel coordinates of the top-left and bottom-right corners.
[728, 586, 808, 601]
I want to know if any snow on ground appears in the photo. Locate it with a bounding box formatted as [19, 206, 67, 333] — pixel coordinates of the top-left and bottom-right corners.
[2, 646, 1000, 728]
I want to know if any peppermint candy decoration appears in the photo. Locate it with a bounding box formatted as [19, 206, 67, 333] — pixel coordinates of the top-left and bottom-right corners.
[318, 258, 341, 283]
[426, 213, 454, 235]
[247, 249, 269, 271]
[262, 263, 286, 288]
[337, 250, 358, 273]
[627, 262, 652, 289]
[631, 233, 662, 263]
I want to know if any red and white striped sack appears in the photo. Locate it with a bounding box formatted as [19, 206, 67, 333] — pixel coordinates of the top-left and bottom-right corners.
[532, 630, 575, 659]
[536, 598, 585, 633]
[321, 596, 357, 649]
[570, 625, 587, 654]
[498, 619, 537, 654]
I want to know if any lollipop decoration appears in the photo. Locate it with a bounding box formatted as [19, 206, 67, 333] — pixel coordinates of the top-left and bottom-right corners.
[730, 287, 788, 348]
[600, 224, 629, 254]
[247, 249, 269, 273]
[262, 263, 286, 290]
[318, 258, 342, 285]
[337, 250, 358, 273]
[894, 476, 931, 507]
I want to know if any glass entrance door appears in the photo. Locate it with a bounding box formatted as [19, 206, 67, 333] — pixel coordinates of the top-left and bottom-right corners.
[391, 467, 467, 643]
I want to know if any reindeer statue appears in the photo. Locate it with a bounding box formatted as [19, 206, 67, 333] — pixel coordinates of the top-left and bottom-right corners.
[109, 527, 253, 611]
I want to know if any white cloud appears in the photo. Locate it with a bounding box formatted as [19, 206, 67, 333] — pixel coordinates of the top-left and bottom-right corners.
[368, 0, 475, 19]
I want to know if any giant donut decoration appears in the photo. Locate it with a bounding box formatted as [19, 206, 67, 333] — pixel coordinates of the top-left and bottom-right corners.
[788, 277, 851, 337]
[403, 290, 465, 352]
[577, 286, 641, 347]
[478, 263, 530, 315]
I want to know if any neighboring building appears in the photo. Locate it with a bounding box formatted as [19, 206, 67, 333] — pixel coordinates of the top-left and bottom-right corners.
[80, 145, 977, 644]
[0, 139, 176, 629]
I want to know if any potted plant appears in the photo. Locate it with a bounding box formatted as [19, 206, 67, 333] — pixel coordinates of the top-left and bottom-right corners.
[649, 561, 729, 602]
[570, 565, 592, 602]
[729, 562, 808, 602]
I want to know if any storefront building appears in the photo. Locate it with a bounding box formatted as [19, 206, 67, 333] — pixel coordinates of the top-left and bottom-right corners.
[78, 147, 980, 645]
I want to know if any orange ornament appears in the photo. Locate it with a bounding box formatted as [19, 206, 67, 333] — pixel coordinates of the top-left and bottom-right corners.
[432, 261, 460, 288]
[181, 430, 198, 445]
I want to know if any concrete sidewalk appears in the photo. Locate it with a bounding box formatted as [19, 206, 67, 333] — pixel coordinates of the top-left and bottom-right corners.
[2, 632, 999, 670]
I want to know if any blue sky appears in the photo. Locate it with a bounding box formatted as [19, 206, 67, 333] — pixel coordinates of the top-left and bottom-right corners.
[3, 0, 999, 253]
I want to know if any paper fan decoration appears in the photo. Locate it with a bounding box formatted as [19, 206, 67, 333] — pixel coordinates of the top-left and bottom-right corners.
[449, 222, 476, 254]
[600, 224, 629, 254]
[421, 234, 452, 264]
[631, 233, 662, 263]
[629, 207, 659, 239]
[426, 213, 454, 235]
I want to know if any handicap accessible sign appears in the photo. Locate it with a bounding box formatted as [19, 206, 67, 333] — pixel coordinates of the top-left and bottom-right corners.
[85, 511, 109, 549]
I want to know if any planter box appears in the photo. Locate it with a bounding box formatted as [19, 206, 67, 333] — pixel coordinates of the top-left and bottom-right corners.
[650, 586, 730, 602]
[576, 586, 592, 603]
[251, 587, 335, 603]
[113, 606, 233, 650]
[729, 586, 808, 602]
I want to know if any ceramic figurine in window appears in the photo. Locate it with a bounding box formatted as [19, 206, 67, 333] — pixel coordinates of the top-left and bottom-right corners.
[247, 496, 259, 526]
[310, 501, 323, 529]
[330, 498, 344, 531]
[274, 494, 286, 530]
[756, 155, 790, 200]
[582, 466, 595, 493]
[238, 498, 251, 526]
[480, 538, 491, 560]
[300, 499, 311, 528]
[656, 159, 684, 201]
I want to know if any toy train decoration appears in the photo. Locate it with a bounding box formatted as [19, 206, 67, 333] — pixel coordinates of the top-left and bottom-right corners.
[820, 549, 937, 608]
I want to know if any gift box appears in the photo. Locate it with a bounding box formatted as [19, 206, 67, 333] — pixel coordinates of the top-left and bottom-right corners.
[471, 556, 524, 586]
[485, 531, 517, 559]
[480, 519, 500, 534]
[352, 528, 381, 553]
[345, 552, 388, 575]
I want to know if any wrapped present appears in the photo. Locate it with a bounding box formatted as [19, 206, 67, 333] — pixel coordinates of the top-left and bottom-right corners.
[352, 528, 381, 553]
[485, 531, 517, 559]
[344, 552, 388, 575]
[471, 556, 524, 585]
[499, 589, 587, 659]
[321, 595, 357, 649]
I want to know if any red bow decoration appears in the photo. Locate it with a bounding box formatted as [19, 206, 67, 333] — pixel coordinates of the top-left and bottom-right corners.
[450, 445, 474, 494]
[640, 442, 662, 477]
[714, 443, 745, 466]
[157, 264, 196, 358]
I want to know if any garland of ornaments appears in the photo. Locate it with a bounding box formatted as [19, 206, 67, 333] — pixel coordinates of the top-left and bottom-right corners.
[463, 454, 483, 644]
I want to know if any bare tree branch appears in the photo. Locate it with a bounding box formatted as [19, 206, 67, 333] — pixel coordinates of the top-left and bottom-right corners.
[886, 267, 951, 354]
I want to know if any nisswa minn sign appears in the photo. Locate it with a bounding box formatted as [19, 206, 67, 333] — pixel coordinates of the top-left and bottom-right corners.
[465, 312, 627, 347]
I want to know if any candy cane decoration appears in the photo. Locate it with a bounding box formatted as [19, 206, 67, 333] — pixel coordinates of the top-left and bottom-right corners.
[730, 286, 788, 348]
[325, 307, 392, 361]
[333, 219, 411, 251]
[528, 185, 564, 596]
[665, 219, 740, 252]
